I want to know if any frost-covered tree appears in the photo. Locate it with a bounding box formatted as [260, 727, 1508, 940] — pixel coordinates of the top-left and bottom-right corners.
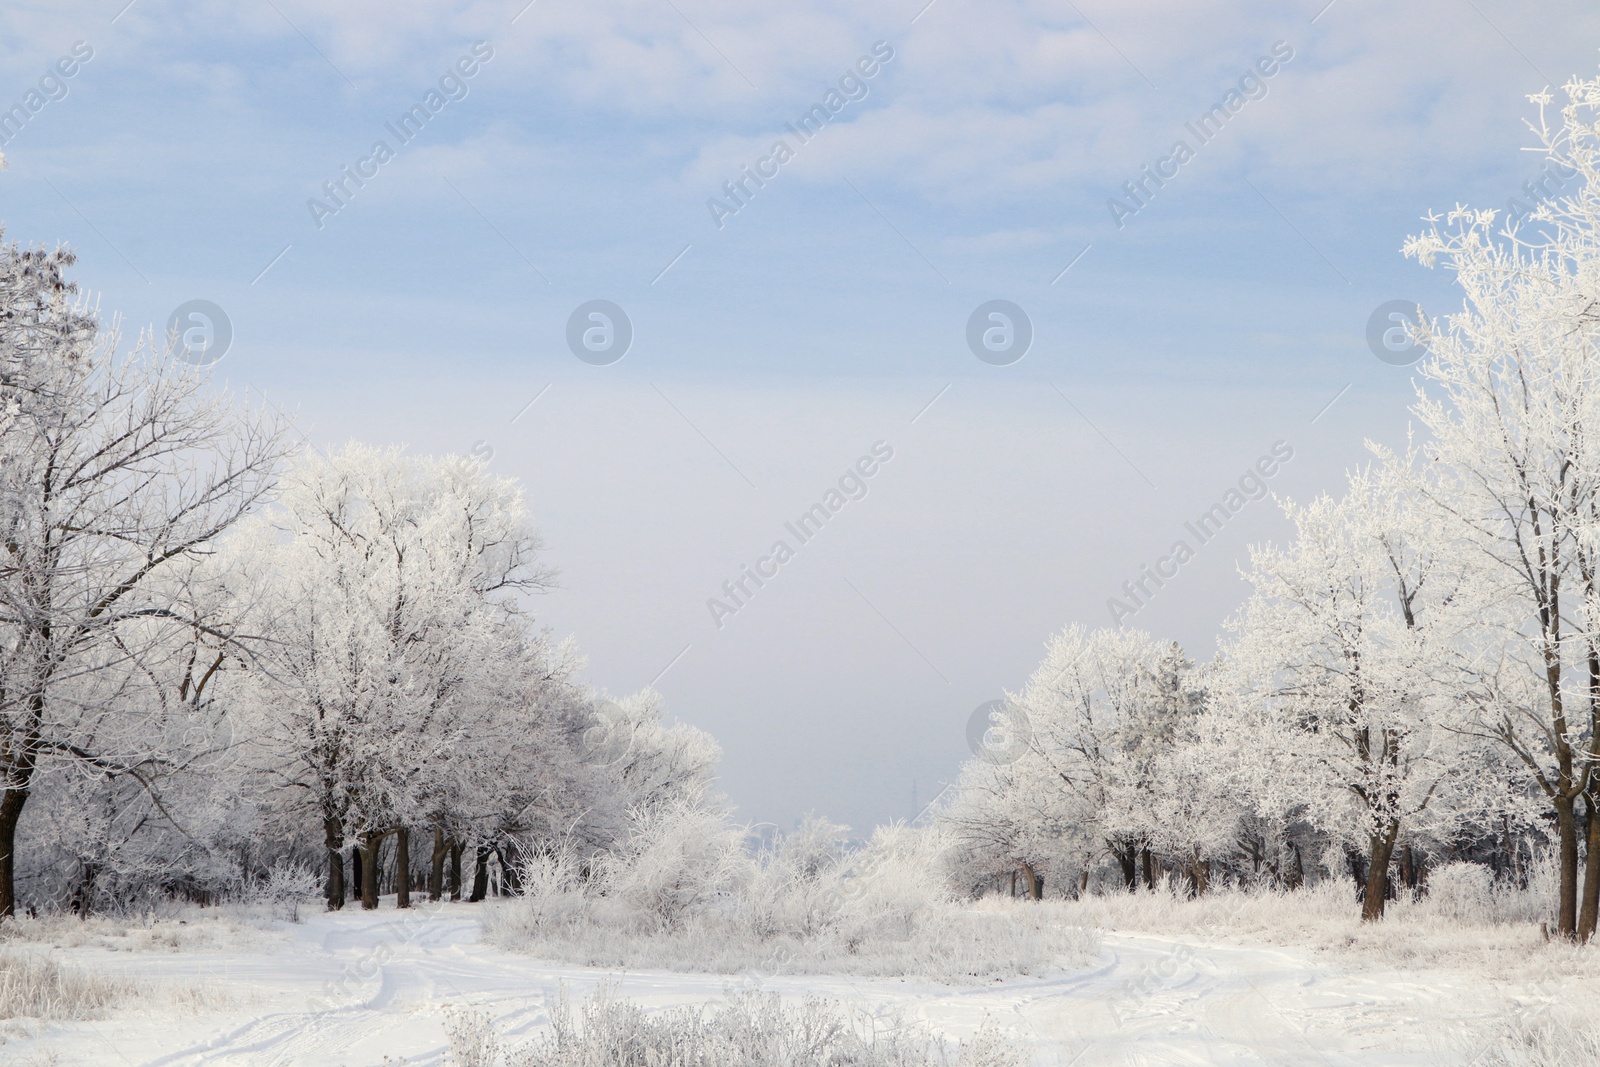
[1215, 475, 1494, 919]
[1397, 77, 1600, 938]
[0, 234, 288, 917]
[939, 713, 1085, 899]
[950, 626, 1212, 895]
[228, 444, 552, 909]
[1135, 647, 1242, 896]
[582, 689, 721, 820]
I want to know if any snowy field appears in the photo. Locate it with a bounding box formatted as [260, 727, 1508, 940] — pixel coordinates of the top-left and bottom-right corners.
[1, 899, 1587, 1066]
[15, 16, 1600, 1067]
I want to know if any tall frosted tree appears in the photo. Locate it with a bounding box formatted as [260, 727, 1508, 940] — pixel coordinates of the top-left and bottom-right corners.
[229, 444, 553, 909]
[0, 234, 288, 917]
[1399, 78, 1600, 938]
[1215, 476, 1486, 920]
[982, 626, 1209, 894]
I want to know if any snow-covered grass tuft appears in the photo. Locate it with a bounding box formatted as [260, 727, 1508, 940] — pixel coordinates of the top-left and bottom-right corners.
[1443, 1004, 1600, 1066]
[443, 987, 1021, 1067]
[0, 945, 229, 1023]
[485, 819, 1096, 982]
[0, 948, 139, 1021]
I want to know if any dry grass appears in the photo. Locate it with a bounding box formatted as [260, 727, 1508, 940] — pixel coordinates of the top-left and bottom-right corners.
[0, 943, 232, 1022]
[0, 949, 139, 1021]
[444, 988, 1022, 1067]
[0, 906, 279, 956]
[1442, 1005, 1600, 1065]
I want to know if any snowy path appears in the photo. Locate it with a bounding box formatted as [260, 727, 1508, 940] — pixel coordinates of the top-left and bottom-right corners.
[6, 904, 1497, 1066]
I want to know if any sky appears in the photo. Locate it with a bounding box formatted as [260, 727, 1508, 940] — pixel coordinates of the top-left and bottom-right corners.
[3, 0, 1597, 834]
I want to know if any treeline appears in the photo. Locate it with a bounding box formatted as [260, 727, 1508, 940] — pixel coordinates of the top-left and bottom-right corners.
[941, 77, 1600, 939]
[0, 235, 719, 918]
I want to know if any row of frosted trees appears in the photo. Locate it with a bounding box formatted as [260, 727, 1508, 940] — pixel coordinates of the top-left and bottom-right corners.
[0, 234, 718, 918]
[942, 79, 1600, 939]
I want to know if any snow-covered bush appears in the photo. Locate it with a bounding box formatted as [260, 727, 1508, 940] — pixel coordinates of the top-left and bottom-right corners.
[595, 801, 750, 931]
[1425, 862, 1495, 923]
[1414, 855, 1557, 927]
[440, 987, 1021, 1067]
[443, 1006, 502, 1067]
[1511, 849, 1562, 927]
[743, 816, 852, 939]
[228, 862, 321, 923]
[836, 823, 952, 939]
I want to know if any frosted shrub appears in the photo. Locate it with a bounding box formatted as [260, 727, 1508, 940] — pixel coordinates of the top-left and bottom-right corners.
[1425, 862, 1495, 923]
[597, 801, 751, 931]
[1508, 849, 1561, 926]
[744, 816, 852, 939]
[1414, 854, 1558, 927]
[443, 1006, 502, 1067]
[440, 987, 1024, 1067]
[512, 845, 592, 936]
[232, 862, 320, 923]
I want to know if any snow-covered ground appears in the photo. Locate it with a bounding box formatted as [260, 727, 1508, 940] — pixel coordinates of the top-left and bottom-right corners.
[0, 900, 1543, 1066]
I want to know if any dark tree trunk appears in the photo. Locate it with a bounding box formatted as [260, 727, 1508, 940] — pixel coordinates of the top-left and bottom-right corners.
[1185, 849, 1210, 897]
[359, 832, 382, 910]
[1584, 648, 1600, 942]
[324, 816, 346, 911]
[70, 861, 97, 917]
[1141, 847, 1155, 891]
[469, 844, 490, 902]
[0, 787, 29, 918]
[395, 827, 411, 910]
[497, 843, 523, 895]
[351, 844, 363, 900]
[1019, 861, 1042, 900]
[1114, 844, 1137, 892]
[1347, 847, 1367, 899]
[449, 841, 464, 901]
[1240, 833, 1264, 876]
[1362, 820, 1400, 922]
[1503, 820, 1525, 889]
[1579, 790, 1600, 942]
[1556, 794, 1580, 939]
[429, 826, 448, 902]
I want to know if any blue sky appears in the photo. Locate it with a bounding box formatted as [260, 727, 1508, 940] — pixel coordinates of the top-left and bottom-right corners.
[4, 0, 1597, 832]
